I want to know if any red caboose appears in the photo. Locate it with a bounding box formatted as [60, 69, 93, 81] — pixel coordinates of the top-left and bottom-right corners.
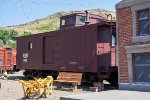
[0, 47, 16, 71]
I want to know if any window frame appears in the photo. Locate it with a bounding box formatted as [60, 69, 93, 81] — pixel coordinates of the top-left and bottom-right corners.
[28, 42, 33, 50]
[137, 9, 150, 36]
[133, 53, 150, 83]
[77, 15, 86, 25]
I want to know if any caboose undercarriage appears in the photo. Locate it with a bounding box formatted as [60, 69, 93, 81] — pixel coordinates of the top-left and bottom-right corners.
[23, 66, 118, 86]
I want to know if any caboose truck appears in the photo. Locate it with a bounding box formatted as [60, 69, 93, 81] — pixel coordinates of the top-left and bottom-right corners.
[17, 11, 118, 86]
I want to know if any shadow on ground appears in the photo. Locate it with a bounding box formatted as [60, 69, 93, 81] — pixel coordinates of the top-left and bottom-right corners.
[7, 75, 28, 80]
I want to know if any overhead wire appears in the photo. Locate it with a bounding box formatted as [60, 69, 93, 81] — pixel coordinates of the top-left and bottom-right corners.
[19, 0, 30, 19]
[18, 1, 83, 20]
[28, 3, 33, 19]
[1, 0, 85, 25]
[31, 1, 83, 7]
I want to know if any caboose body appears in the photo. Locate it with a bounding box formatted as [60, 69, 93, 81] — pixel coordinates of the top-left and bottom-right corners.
[17, 12, 117, 84]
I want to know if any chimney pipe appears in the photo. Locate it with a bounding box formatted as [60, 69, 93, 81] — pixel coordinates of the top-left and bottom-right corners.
[85, 10, 90, 25]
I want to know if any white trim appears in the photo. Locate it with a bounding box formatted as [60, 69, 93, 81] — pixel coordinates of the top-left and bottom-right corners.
[116, 11, 120, 84]
[120, 82, 150, 86]
[125, 44, 150, 53]
[119, 83, 150, 92]
[132, 10, 137, 36]
[131, 2, 150, 11]
[126, 53, 133, 83]
[131, 1, 150, 38]
[132, 35, 150, 43]
[123, 44, 150, 91]
[116, 0, 150, 9]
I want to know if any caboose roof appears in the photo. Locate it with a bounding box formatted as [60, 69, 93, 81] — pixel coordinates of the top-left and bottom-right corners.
[60, 12, 106, 20]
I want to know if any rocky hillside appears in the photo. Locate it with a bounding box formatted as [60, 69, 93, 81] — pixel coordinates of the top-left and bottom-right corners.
[0, 9, 116, 35]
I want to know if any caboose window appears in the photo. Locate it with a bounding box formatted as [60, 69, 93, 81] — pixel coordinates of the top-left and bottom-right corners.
[77, 16, 86, 24]
[28, 42, 32, 50]
[61, 19, 65, 26]
[70, 16, 76, 25]
[138, 9, 149, 36]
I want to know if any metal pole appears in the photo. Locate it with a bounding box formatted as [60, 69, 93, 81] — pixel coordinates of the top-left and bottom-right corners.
[106, 14, 113, 34]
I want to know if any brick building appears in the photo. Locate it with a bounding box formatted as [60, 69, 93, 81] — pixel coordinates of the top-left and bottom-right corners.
[116, 0, 150, 91]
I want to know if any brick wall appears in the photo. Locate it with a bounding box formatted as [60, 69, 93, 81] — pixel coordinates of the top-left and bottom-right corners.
[117, 6, 133, 83]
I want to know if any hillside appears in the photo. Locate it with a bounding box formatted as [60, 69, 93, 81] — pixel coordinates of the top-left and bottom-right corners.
[0, 9, 116, 35]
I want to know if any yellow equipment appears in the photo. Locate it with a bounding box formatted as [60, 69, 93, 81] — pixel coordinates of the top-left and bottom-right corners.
[17, 77, 53, 99]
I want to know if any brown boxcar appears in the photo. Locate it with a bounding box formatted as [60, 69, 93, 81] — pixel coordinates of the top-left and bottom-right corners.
[17, 21, 117, 83]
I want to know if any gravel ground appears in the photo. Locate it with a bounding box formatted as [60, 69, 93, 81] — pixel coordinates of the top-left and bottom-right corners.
[0, 71, 91, 100]
[2, 71, 149, 100]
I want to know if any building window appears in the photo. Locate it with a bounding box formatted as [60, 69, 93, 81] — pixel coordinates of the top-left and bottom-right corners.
[137, 9, 149, 36]
[133, 53, 150, 82]
[77, 16, 86, 25]
[61, 19, 66, 26]
[28, 42, 32, 50]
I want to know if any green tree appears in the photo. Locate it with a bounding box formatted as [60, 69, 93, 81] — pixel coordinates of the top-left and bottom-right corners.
[0, 39, 4, 46]
[6, 40, 16, 49]
[23, 31, 32, 36]
[0, 30, 18, 48]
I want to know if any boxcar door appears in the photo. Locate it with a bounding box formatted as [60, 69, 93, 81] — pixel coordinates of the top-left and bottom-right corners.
[43, 35, 58, 70]
[6, 51, 13, 70]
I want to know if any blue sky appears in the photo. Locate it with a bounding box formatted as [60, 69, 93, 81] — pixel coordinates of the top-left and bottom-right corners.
[0, 0, 121, 27]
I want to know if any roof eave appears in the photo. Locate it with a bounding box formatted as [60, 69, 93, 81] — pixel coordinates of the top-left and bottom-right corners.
[116, 0, 150, 9]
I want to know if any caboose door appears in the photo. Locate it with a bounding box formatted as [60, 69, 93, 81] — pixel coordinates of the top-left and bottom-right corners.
[97, 28, 111, 73]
